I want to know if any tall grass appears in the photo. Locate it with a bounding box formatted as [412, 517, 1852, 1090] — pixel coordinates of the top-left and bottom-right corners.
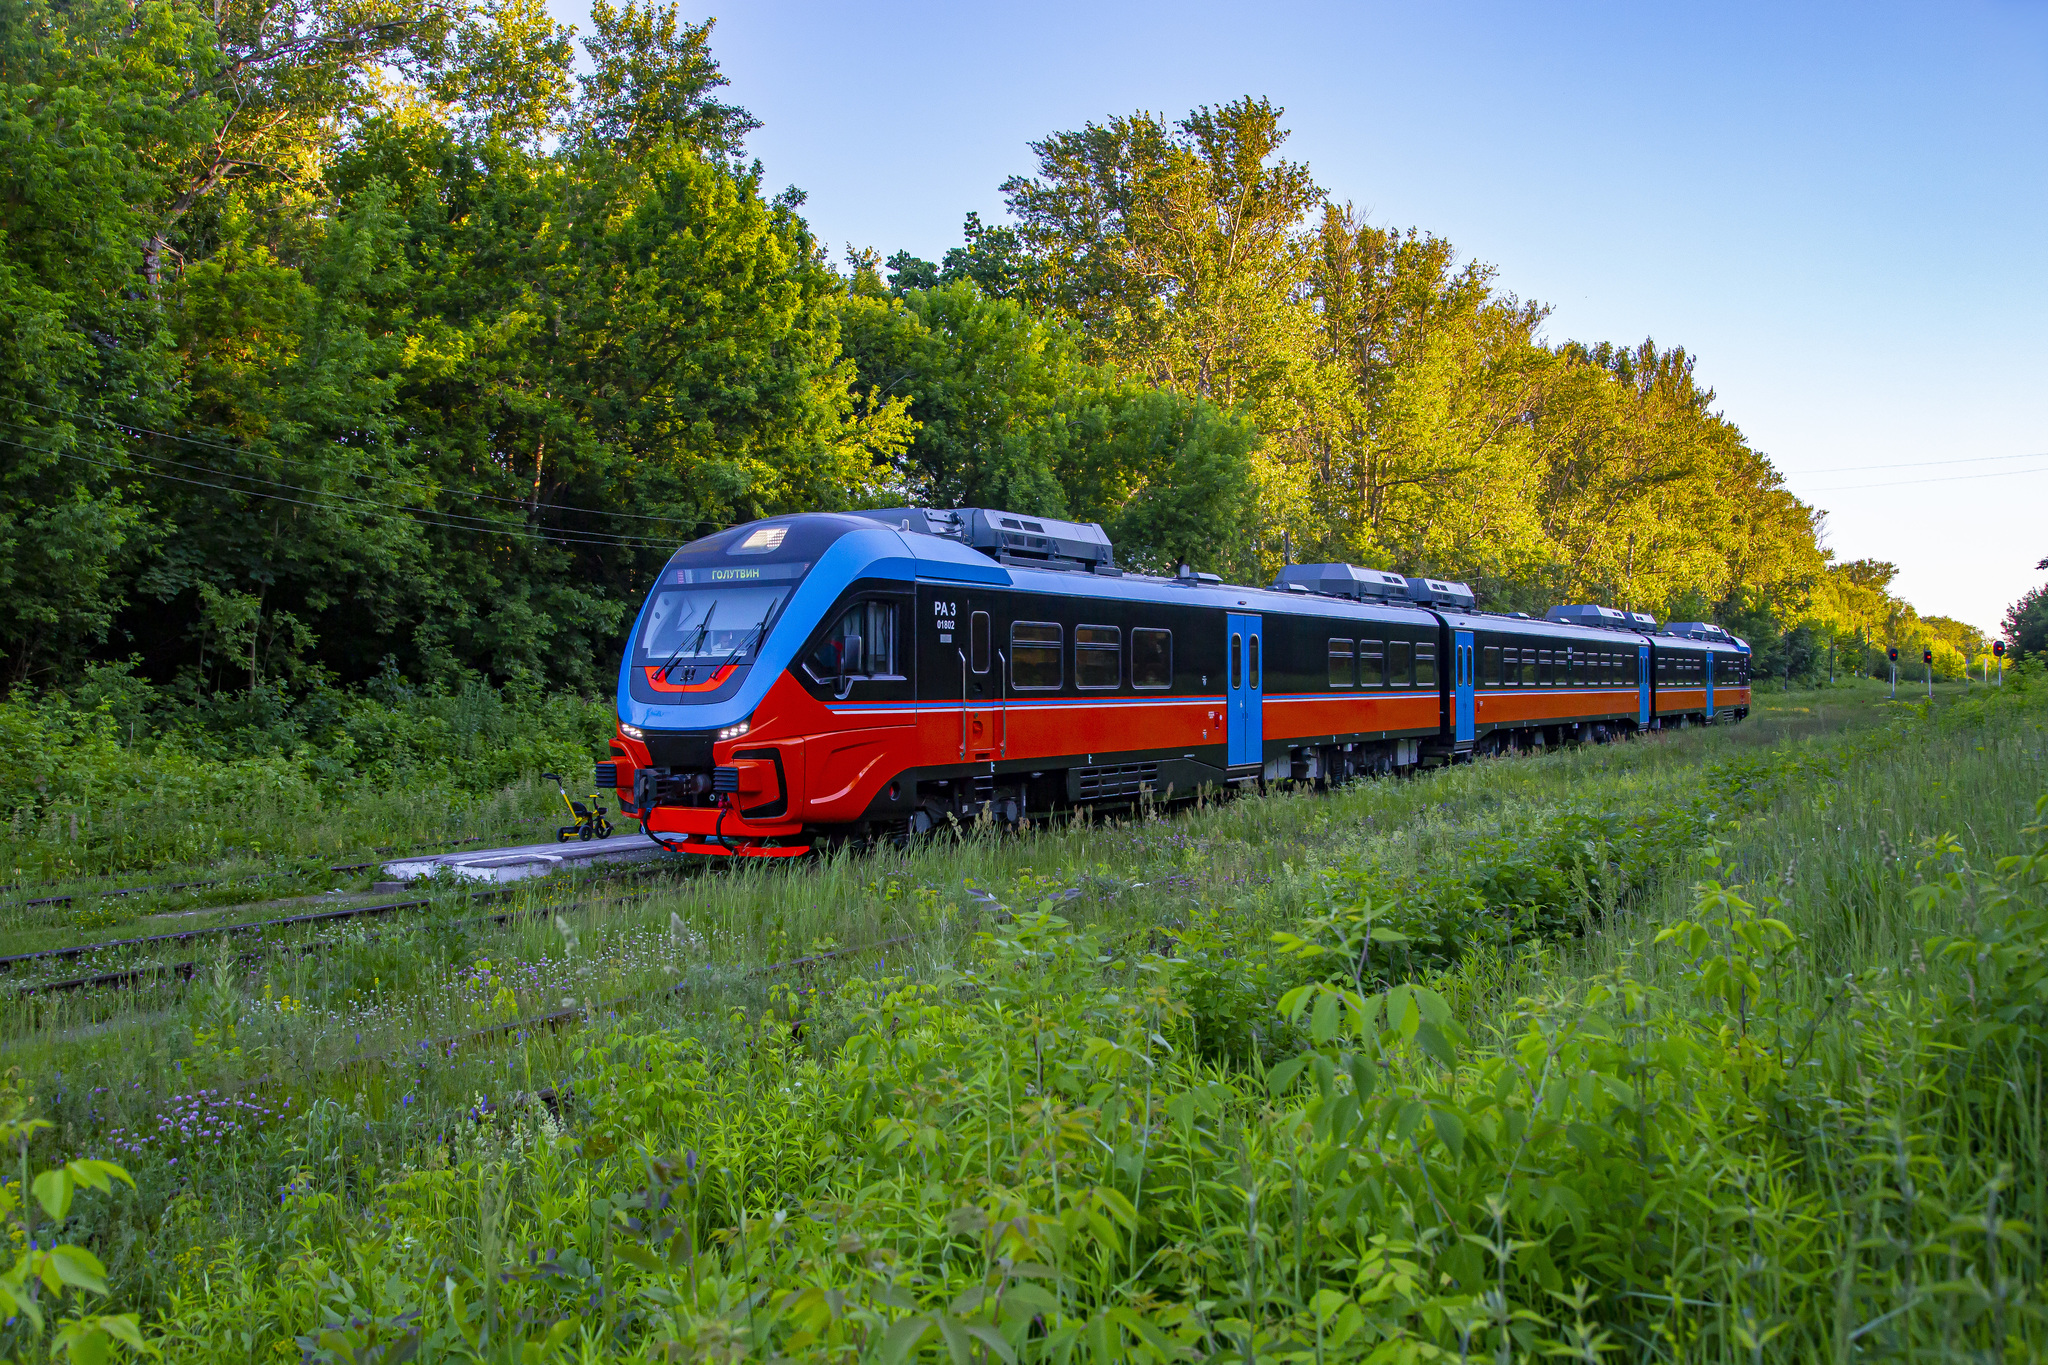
[0, 682, 612, 880]
[2, 673, 2043, 1361]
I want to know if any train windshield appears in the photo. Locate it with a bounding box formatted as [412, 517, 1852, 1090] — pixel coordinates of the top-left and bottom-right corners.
[632, 562, 808, 676]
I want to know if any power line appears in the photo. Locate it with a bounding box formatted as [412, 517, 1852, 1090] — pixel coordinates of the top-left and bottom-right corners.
[0, 435, 678, 552]
[3, 399, 718, 530]
[1803, 464, 2048, 494]
[1797, 450, 2048, 475]
[26, 424, 681, 551]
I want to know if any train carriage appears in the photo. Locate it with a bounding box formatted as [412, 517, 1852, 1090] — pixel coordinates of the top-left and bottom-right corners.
[604, 507, 1750, 857]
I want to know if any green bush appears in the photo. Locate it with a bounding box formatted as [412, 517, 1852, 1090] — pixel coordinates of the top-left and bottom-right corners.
[0, 678, 614, 876]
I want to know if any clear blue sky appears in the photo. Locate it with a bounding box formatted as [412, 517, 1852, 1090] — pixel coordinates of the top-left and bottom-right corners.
[551, 0, 2048, 635]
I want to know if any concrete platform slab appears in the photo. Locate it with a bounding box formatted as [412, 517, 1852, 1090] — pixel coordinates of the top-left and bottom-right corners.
[382, 834, 668, 886]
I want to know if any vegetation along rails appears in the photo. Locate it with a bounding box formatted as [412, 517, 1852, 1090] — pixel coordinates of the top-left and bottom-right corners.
[0, 831, 545, 910]
[3, 679, 2045, 1362]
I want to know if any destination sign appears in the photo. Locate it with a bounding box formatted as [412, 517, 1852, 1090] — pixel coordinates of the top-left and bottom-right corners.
[670, 562, 809, 585]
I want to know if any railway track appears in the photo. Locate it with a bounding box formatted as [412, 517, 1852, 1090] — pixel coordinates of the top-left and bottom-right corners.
[4, 827, 555, 910]
[10, 888, 665, 998]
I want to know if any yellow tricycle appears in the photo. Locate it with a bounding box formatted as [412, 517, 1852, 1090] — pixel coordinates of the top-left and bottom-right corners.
[542, 772, 614, 842]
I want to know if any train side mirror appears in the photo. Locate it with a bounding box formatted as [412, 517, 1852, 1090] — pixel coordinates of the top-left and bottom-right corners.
[836, 633, 864, 698]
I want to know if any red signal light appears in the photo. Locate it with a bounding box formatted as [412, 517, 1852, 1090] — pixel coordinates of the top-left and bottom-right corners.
[1994, 641, 2006, 657]
[1922, 650, 1933, 665]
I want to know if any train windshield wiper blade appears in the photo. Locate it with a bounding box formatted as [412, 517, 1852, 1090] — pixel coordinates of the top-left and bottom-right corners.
[709, 615, 772, 678]
[658, 603, 716, 681]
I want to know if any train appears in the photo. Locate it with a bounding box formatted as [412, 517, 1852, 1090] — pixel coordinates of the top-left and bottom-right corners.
[597, 507, 1752, 857]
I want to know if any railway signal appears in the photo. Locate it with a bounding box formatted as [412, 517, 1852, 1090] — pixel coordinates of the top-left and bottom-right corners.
[1994, 638, 2006, 685]
[1887, 645, 1898, 698]
[1923, 648, 1934, 698]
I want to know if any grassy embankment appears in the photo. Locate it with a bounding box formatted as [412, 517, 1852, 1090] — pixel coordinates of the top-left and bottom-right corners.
[3, 673, 2045, 1362]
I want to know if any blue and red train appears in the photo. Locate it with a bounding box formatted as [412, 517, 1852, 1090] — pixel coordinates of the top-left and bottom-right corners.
[598, 508, 1752, 857]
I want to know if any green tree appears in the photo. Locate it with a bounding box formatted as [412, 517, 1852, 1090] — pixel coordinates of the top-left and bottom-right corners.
[575, 2, 757, 160]
[838, 279, 1259, 574]
[1004, 97, 1323, 431]
[837, 281, 1080, 514]
[0, 0, 198, 681]
[2006, 564, 2048, 661]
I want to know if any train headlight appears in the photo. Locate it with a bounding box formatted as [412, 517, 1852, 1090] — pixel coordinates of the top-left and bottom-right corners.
[717, 719, 752, 742]
[619, 721, 645, 740]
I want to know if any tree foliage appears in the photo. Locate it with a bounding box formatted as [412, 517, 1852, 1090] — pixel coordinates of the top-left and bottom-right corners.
[2005, 559, 2048, 661]
[0, 10, 1957, 702]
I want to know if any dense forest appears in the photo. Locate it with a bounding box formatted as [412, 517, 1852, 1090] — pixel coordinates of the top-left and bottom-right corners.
[0, 0, 2000, 725]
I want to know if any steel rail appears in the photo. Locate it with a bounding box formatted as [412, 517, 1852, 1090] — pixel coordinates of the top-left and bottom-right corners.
[7, 834, 515, 909]
[10, 890, 664, 998]
[0, 891, 512, 973]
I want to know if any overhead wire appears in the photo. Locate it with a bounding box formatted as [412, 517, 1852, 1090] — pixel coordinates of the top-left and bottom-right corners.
[3, 399, 732, 534]
[1797, 450, 2048, 475]
[1801, 462, 2048, 494]
[0, 432, 681, 552]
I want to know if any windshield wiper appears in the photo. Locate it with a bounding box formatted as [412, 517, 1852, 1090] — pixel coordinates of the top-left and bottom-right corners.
[657, 603, 717, 681]
[709, 615, 773, 679]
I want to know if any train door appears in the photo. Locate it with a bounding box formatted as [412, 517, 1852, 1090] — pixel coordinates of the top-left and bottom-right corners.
[1704, 652, 1716, 719]
[959, 602, 995, 761]
[1225, 613, 1263, 769]
[1452, 629, 1475, 743]
[1636, 645, 1651, 727]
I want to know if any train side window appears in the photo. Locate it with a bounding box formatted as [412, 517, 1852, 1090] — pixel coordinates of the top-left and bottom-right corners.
[1483, 645, 1501, 685]
[1230, 633, 1242, 690]
[1388, 640, 1414, 687]
[1500, 646, 1517, 686]
[1520, 649, 1539, 687]
[1359, 640, 1385, 687]
[1131, 628, 1172, 689]
[970, 611, 990, 673]
[806, 600, 899, 684]
[1249, 634, 1261, 689]
[1328, 638, 1354, 687]
[1010, 621, 1062, 690]
[1415, 644, 1438, 686]
[1075, 624, 1120, 690]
